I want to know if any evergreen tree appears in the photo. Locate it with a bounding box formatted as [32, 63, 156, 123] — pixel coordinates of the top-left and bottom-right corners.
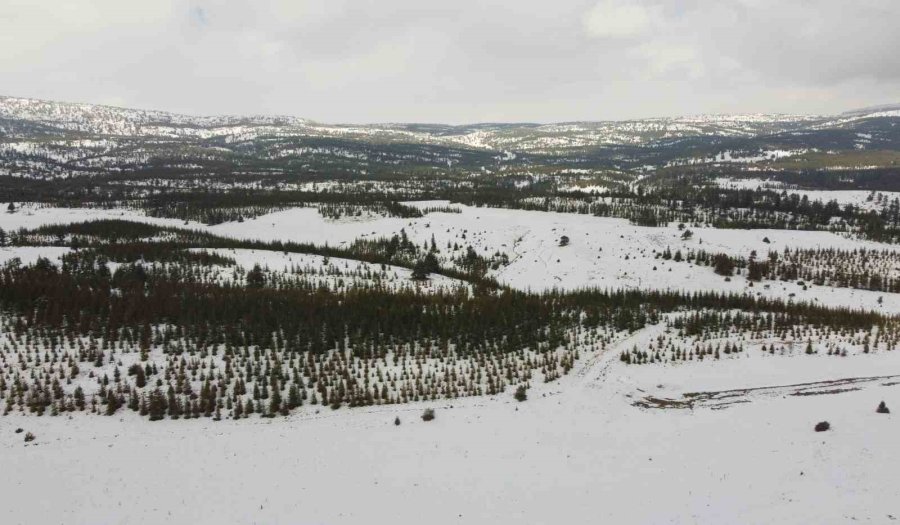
[73, 386, 86, 411]
[246, 264, 266, 288]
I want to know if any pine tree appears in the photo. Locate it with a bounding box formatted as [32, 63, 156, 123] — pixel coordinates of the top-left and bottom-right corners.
[268, 385, 282, 417]
[148, 388, 166, 421]
[246, 264, 266, 288]
[73, 386, 86, 411]
[105, 390, 120, 415]
[287, 385, 301, 409]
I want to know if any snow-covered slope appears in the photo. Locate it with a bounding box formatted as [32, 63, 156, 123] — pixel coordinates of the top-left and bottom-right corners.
[7, 202, 900, 313]
[2, 321, 896, 524]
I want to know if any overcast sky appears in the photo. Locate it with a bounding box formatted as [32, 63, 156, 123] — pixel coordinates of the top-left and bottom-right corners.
[1, 0, 897, 123]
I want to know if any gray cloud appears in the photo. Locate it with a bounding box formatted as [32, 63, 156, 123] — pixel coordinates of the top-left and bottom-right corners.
[0, 0, 897, 123]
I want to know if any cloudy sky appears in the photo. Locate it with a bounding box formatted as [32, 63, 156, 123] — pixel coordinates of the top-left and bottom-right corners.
[1, 0, 897, 123]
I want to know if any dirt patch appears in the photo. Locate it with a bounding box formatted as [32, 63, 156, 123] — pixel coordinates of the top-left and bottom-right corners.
[634, 374, 900, 410]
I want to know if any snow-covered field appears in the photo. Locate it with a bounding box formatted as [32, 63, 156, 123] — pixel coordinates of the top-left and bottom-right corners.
[3, 200, 900, 524]
[207, 203, 900, 312]
[6, 202, 900, 317]
[9, 201, 900, 308]
[2, 324, 897, 524]
[715, 177, 900, 212]
[198, 248, 469, 293]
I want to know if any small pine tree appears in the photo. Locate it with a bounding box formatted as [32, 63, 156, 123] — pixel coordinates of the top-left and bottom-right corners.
[135, 366, 146, 388]
[287, 385, 301, 409]
[73, 386, 86, 411]
[514, 385, 527, 402]
[105, 391, 120, 415]
[148, 388, 166, 421]
[246, 264, 266, 288]
[411, 260, 430, 281]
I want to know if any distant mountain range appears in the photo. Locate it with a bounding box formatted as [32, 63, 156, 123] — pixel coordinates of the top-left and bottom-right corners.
[1, 95, 898, 179]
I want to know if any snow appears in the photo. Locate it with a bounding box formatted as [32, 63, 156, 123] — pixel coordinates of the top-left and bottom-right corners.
[209, 203, 900, 312]
[0, 204, 199, 231]
[7, 201, 900, 312]
[2, 324, 897, 524]
[557, 184, 610, 194]
[0, 246, 70, 265]
[4, 198, 900, 524]
[670, 149, 808, 167]
[200, 248, 469, 293]
[715, 177, 900, 211]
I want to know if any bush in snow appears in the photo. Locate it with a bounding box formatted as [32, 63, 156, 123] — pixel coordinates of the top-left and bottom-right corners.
[24, 432, 35, 442]
[814, 421, 830, 432]
[876, 401, 890, 414]
[421, 408, 435, 422]
[514, 385, 527, 402]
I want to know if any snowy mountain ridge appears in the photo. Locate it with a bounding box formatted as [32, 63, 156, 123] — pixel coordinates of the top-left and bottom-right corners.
[2, 94, 899, 180]
[2, 94, 895, 149]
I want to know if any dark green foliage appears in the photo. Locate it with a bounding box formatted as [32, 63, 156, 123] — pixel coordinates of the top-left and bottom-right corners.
[15, 219, 497, 287]
[712, 254, 734, 276]
[682, 246, 900, 294]
[411, 253, 439, 280]
[747, 261, 768, 282]
[514, 385, 527, 402]
[246, 264, 266, 288]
